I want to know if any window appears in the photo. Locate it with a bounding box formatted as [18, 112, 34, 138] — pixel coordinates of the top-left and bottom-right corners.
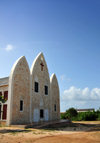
[45, 86, 48, 95]
[4, 91, 8, 100]
[40, 109, 44, 118]
[0, 92, 2, 102]
[2, 104, 7, 120]
[0, 92, 2, 96]
[20, 100, 23, 111]
[0, 104, 1, 120]
[54, 104, 56, 112]
[34, 82, 39, 92]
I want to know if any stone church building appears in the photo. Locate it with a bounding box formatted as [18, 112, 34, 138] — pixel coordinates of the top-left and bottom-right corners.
[0, 53, 60, 125]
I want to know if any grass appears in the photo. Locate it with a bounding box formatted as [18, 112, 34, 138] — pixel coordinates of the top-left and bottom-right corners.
[73, 121, 100, 124]
[0, 124, 7, 128]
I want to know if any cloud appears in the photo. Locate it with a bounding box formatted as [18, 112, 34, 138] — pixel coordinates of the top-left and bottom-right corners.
[60, 86, 100, 111]
[60, 74, 71, 82]
[5, 44, 14, 51]
[62, 86, 100, 101]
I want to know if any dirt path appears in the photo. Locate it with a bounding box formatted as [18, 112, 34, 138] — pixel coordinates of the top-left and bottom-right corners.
[34, 132, 100, 143]
[0, 121, 100, 143]
[0, 131, 100, 143]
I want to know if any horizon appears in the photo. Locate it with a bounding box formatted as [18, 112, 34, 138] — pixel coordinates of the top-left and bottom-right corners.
[0, 0, 100, 111]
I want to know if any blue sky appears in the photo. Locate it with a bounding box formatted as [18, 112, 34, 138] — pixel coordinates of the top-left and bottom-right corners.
[0, 0, 100, 111]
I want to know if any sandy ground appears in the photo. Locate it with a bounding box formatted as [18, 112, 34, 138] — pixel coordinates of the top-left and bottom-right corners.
[0, 121, 100, 143]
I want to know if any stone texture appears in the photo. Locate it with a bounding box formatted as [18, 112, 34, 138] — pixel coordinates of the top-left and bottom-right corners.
[0, 53, 60, 125]
[50, 74, 60, 120]
[30, 53, 51, 122]
[7, 56, 30, 125]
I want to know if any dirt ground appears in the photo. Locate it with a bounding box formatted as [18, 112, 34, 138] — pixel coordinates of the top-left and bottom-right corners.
[0, 121, 100, 143]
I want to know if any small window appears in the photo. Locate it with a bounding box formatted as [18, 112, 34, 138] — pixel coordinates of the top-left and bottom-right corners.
[20, 100, 23, 111]
[45, 86, 48, 95]
[54, 104, 56, 112]
[40, 109, 44, 118]
[34, 82, 39, 92]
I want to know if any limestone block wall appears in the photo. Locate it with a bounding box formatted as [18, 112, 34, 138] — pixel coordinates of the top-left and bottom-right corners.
[30, 53, 51, 122]
[7, 56, 30, 125]
[50, 74, 60, 120]
[4, 52, 60, 125]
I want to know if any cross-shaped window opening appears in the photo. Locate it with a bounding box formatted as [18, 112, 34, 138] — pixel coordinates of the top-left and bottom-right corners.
[40, 62, 44, 71]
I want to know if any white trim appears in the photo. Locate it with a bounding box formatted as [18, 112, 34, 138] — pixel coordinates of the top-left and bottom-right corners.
[30, 52, 50, 77]
[30, 52, 43, 75]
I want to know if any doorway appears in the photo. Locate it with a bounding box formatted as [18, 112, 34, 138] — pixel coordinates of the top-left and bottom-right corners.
[40, 109, 44, 119]
[33, 109, 39, 122]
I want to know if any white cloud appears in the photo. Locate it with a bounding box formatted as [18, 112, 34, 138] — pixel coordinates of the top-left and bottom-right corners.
[60, 86, 100, 111]
[60, 74, 71, 82]
[5, 44, 14, 51]
[62, 86, 100, 101]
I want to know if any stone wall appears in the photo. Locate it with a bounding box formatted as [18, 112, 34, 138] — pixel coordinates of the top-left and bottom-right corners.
[4, 52, 61, 125]
[7, 56, 30, 125]
[30, 53, 51, 122]
[50, 74, 60, 120]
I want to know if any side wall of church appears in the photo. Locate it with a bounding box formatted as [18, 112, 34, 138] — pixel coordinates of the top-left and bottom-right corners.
[30, 53, 51, 122]
[7, 56, 31, 125]
[50, 74, 60, 120]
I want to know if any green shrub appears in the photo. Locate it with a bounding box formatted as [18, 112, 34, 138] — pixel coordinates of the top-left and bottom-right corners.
[96, 112, 100, 120]
[61, 108, 100, 121]
[66, 108, 78, 119]
[61, 113, 67, 119]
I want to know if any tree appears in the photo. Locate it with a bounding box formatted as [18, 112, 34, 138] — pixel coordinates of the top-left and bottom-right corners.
[0, 96, 6, 103]
[66, 108, 78, 119]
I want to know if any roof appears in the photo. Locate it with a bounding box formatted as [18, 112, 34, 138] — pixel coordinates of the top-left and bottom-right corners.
[0, 77, 9, 86]
[76, 108, 94, 111]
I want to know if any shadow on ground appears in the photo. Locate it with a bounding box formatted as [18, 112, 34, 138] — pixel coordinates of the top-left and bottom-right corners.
[25, 120, 100, 132]
[0, 121, 100, 134]
[0, 129, 31, 134]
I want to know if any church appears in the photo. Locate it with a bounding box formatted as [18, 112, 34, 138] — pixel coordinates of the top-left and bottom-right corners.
[0, 53, 60, 125]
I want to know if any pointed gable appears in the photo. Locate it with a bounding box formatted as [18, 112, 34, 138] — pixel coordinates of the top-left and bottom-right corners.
[50, 74, 59, 89]
[50, 74, 60, 120]
[30, 52, 49, 77]
[7, 56, 30, 125]
[30, 52, 51, 122]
